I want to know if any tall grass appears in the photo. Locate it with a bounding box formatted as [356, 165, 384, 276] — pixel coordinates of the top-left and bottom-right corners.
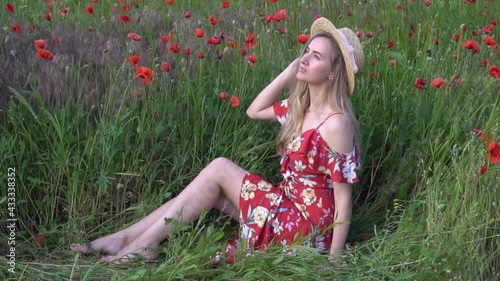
[1, 0, 499, 280]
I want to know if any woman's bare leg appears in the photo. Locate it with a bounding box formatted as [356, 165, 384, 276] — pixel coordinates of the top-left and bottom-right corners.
[101, 157, 245, 262]
[70, 194, 239, 254]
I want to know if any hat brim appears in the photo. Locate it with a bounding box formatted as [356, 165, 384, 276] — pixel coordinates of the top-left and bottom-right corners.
[310, 18, 355, 95]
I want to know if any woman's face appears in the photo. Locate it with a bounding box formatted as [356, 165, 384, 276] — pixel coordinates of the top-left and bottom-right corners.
[296, 36, 334, 84]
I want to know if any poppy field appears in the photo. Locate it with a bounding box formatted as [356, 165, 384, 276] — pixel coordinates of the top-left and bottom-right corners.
[1, 0, 499, 280]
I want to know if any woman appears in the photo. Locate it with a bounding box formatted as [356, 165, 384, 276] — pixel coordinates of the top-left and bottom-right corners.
[70, 17, 364, 264]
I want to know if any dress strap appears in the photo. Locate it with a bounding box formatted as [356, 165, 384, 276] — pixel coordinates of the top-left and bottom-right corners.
[316, 113, 342, 129]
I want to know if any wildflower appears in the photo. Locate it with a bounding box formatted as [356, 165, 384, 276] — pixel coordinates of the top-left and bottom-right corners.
[452, 75, 461, 87]
[207, 37, 220, 45]
[471, 128, 493, 144]
[414, 78, 427, 90]
[209, 15, 220, 25]
[154, 113, 161, 120]
[388, 60, 396, 66]
[197, 52, 204, 59]
[169, 43, 180, 53]
[219, 92, 228, 99]
[134, 66, 154, 85]
[247, 53, 256, 65]
[11, 23, 21, 33]
[366, 32, 374, 38]
[462, 39, 480, 53]
[265, 14, 274, 23]
[45, 12, 52, 21]
[241, 48, 247, 56]
[222, 1, 230, 9]
[425, 0, 431, 7]
[482, 59, 489, 67]
[296, 34, 309, 44]
[482, 24, 494, 34]
[230, 96, 240, 108]
[274, 9, 287, 21]
[88, 26, 94, 32]
[183, 11, 192, 18]
[278, 28, 286, 34]
[36, 49, 54, 60]
[430, 78, 445, 89]
[184, 48, 192, 55]
[85, 5, 94, 14]
[60, 7, 70, 16]
[127, 33, 142, 41]
[484, 36, 497, 48]
[453, 33, 461, 42]
[5, 3, 14, 13]
[387, 41, 394, 48]
[161, 62, 171, 72]
[245, 33, 258, 49]
[161, 34, 171, 44]
[35, 39, 46, 50]
[120, 15, 131, 22]
[194, 28, 204, 38]
[487, 141, 500, 164]
[165, 0, 174, 4]
[489, 66, 500, 79]
[128, 55, 140, 66]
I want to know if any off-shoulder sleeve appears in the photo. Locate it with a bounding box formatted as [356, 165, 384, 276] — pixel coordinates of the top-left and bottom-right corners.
[273, 99, 289, 125]
[325, 146, 360, 184]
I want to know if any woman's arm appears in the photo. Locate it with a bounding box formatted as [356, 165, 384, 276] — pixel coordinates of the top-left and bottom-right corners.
[330, 182, 352, 259]
[246, 58, 299, 121]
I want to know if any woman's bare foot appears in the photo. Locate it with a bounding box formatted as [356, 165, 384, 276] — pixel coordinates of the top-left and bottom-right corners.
[100, 237, 160, 263]
[70, 234, 127, 255]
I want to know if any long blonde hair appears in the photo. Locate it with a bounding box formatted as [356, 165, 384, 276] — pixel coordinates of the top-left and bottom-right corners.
[276, 32, 361, 158]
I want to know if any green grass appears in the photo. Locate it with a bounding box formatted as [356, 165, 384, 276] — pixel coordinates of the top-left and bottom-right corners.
[1, 0, 499, 280]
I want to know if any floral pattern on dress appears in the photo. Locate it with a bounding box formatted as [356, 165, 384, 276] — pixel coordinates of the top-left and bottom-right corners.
[225, 99, 360, 263]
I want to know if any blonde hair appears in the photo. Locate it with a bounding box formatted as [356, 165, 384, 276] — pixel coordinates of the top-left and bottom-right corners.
[276, 32, 361, 158]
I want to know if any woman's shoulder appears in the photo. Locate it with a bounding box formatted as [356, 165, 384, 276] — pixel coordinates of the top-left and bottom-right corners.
[319, 114, 354, 154]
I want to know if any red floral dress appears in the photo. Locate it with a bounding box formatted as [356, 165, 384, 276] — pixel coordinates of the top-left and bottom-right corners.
[225, 99, 360, 263]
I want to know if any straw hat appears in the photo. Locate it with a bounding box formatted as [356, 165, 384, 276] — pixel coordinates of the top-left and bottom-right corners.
[310, 17, 364, 95]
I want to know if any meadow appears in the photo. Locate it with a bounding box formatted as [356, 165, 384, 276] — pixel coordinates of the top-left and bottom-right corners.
[0, 0, 499, 280]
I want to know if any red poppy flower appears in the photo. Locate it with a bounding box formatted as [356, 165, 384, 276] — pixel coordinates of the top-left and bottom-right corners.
[430, 77, 445, 89]
[35, 39, 46, 50]
[122, 4, 130, 13]
[241, 48, 247, 56]
[453, 33, 461, 42]
[183, 11, 192, 18]
[433, 38, 439, 45]
[169, 43, 180, 53]
[11, 23, 21, 34]
[265, 14, 274, 23]
[5, 3, 14, 13]
[274, 9, 287, 21]
[396, 4, 403, 11]
[128, 55, 140, 66]
[194, 28, 204, 38]
[197, 52, 204, 59]
[484, 36, 497, 48]
[452, 75, 461, 87]
[366, 32, 374, 38]
[161, 62, 171, 72]
[247, 53, 256, 66]
[217, 53, 223, 60]
[88, 26, 94, 32]
[414, 78, 427, 90]
[296, 34, 310, 44]
[219, 92, 228, 99]
[227, 39, 238, 48]
[134, 66, 154, 85]
[487, 141, 500, 164]
[387, 41, 394, 48]
[60, 7, 70, 16]
[482, 24, 494, 34]
[44, 12, 52, 21]
[462, 39, 480, 53]
[471, 128, 493, 144]
[370, 71, 379, 79]
[222, 1, 230, 9]
[161, 34, 171, 44]
[425, 0, 431, 7]
[388, 60, 396, 66]
[244, 33, 258, 49]
[184, 48, 192, 55]
[93, 0, 99, 3]
[230, 96, 240, 108]
[277, 28, 286, 34]
[207, 36, 220, 45]
[480, 164, 488, 175]
[127, 33, 142, 41]
[120, 15, 131, 22]
[209, 15, 220, 25]
[165, 0, 174, 4]
[356, 30, 363, 38]
[36, 49, 54, 60]
[85, 5, 94, 14]
[489, 66, 500, 79]
[481, 59, 489, 67]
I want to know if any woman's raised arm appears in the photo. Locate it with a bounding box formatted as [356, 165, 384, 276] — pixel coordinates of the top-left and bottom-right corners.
[246, 58, 299, 121]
